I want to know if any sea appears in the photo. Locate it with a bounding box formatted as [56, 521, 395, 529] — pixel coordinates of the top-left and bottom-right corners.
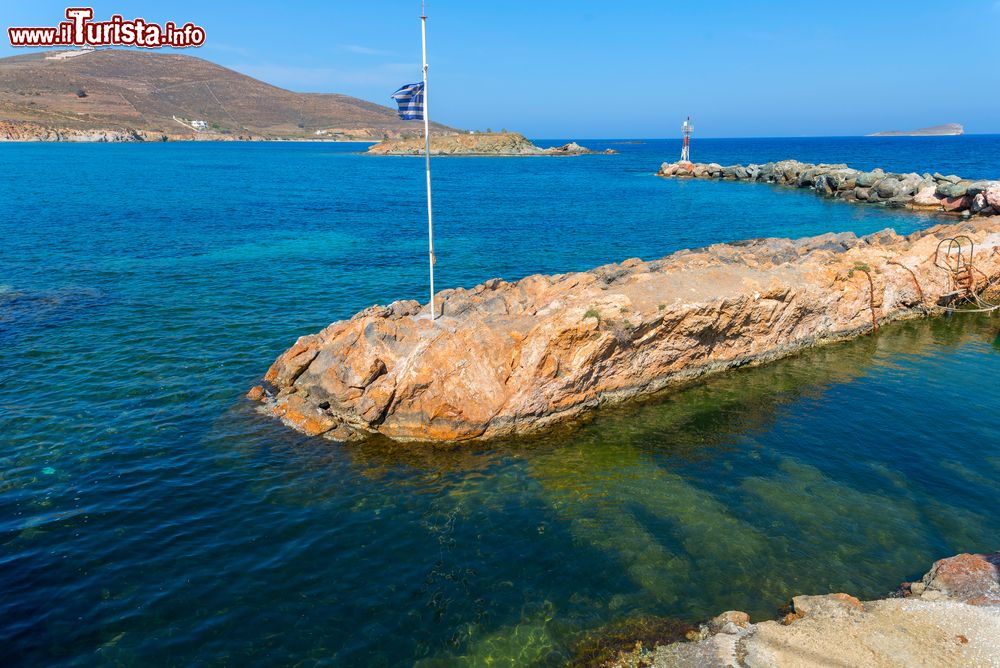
[3, 135, 1000, 666]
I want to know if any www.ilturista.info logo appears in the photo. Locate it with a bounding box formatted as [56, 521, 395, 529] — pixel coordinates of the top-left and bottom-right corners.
[8, 7, 206, 48]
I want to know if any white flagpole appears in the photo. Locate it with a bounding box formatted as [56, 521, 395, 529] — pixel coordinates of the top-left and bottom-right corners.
[421, 9, 436, 320]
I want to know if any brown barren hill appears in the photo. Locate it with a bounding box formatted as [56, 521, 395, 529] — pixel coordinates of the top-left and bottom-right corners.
[0, 49, 457, 140]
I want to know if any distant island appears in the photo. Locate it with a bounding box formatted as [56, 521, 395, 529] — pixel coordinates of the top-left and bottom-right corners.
[867, 123, 964, 137]
[0, 48, 458, 141]
[367, 132, 616, 156]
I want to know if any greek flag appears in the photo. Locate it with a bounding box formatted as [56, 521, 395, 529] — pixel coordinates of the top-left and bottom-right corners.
[391, 82, 424, 120]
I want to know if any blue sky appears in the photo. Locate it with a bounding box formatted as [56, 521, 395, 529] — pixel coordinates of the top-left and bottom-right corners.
[3, 1, 999, 137]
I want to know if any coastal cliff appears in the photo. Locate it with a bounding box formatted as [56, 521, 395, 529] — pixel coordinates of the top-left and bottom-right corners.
[251, 218, 1000, 443]
[606, 551, 1000, 668]
[366, 132, 615, 156]
[658, 159, 1000, 216]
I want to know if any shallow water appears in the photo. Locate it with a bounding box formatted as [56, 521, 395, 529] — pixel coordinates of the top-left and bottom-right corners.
[2, 137, 1000, 666]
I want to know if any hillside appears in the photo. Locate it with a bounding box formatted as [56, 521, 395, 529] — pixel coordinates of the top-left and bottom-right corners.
[0, 49, 457, 140]
[867, 123, 964, 137]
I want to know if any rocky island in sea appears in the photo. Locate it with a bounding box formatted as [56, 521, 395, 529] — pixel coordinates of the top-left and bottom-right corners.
[251, 216, 1000, 443]
[867, 122, 964, 136]
[366, 131, 616, 156]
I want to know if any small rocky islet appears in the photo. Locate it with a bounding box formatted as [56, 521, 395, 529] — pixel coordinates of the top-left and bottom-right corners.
[658, 158, 1000, 216]
[366, 131, 616, 156]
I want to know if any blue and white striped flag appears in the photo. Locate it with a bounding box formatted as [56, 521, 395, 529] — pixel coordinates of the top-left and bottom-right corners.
[391, 82, 425, 121]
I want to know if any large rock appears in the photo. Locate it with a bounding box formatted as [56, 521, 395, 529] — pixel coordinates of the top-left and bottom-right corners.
[254, 220, 1000, 443]
[987, 183, 1000, 211]
[914, 552, 1000, 605]
[876, 178, 902, 199]
[912, 185, 942, 208]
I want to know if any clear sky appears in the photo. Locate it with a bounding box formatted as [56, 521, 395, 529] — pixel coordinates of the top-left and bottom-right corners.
[3, 1, 999, 137]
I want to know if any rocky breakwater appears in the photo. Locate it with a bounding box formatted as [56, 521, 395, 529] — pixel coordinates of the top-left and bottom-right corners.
[251, 218, 1000, 443]
[658, 159, 1000, 217]
[367, 131, 616, 156]
[608, 551, 1000, 667]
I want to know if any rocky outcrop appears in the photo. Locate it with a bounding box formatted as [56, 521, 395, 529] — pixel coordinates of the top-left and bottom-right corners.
[0, 120, 275, 142]
[251, 218, 1000, 443]
[868, 123, 964, 136]
[0, 120, 154, 142]
[609, 552, 1000, 668]
[657, 159, 1000, 216]
[366, 132, 615, 156]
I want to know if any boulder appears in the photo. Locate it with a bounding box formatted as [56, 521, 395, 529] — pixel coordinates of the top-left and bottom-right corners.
[942, 195, 972, 212]
[912, 185, 942, 208]
[854, 186, 872, 201]
[876, 178, 901, 199]
[934, 173, 963, 184]
[707, 610, 751, 634]
[987, 183, 1000, 211]
[971, 193, 991, 214]
[791, 593, 864, 618]
[937, 182, 969, 198]
[966, 181, 994, 196]
[855, 171, 880, 187]
[916, 552, 1000, 605]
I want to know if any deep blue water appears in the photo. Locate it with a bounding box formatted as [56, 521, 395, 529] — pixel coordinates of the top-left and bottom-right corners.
[2, 137, 1000, 666]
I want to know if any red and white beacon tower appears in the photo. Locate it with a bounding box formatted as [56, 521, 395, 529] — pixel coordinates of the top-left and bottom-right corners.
[680, 116, 693, 163]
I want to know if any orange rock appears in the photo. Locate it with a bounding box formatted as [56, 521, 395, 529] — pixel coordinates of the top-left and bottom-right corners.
[246, 385, 265, 401]
[827, 593, 864, 610]
[918, 552, 1000, 604]
[256, 219, 1000, 442]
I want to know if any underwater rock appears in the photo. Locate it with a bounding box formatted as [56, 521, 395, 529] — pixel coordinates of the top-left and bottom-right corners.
[253, 218, 1000, 443]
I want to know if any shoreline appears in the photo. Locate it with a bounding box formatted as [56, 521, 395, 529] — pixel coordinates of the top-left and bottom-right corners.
[604, 551, 1000, 668]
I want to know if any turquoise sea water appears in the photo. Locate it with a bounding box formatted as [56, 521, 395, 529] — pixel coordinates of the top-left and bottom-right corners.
[3, 136, 1000, 666]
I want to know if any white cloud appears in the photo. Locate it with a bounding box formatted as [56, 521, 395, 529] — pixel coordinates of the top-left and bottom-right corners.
[338, 44, 393, 56]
